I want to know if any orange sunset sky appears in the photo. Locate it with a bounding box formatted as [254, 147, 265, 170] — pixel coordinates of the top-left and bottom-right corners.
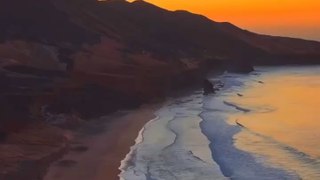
[136, 0, 320, 41]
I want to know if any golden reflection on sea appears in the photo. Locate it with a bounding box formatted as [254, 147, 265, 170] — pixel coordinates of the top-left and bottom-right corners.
[227, 67, 320, 179]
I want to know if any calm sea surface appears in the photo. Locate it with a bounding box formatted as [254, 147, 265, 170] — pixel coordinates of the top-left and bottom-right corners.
[228, 66, 320, 179]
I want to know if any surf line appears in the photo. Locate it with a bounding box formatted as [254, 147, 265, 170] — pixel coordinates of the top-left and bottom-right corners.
[223, 101, 251, 113]
[234, 119, 318, 166]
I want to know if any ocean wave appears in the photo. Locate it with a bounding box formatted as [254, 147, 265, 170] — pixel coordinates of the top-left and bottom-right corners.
[235, 123, 320, 179]
[119, 116, 160, 180]
[119, 94, 226, 180]
[200, 74, 298, 180]
[199, 109, 297, 180]
[223, 101, 251, 113]
[238, 120, 320, 164]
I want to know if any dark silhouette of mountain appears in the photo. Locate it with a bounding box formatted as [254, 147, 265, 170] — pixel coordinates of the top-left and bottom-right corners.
[1, 0, 320, 129]
[1, 0, 320, 133]
[1, 0, 319, 65]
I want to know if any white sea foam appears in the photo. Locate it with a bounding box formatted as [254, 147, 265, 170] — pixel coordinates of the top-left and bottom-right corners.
[119, 116, 160, 180]
[119, 94, 226, 180]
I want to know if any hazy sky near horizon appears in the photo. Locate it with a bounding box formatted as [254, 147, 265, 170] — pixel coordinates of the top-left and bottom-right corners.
[141, 0, 320, 41]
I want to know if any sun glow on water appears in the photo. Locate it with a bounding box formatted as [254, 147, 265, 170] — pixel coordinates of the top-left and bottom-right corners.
[228, 66, 320, 179]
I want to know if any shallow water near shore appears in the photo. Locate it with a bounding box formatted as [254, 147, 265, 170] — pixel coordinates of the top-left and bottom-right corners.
[119, 66, 320, 180]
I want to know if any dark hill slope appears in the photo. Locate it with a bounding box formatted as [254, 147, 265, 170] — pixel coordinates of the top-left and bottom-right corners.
[217, 22, 320, 64]
[56, 0, 266, 60]
[1, 0, 320, 65]
[0, 0, 319, 124]
[0, 0, 319, 130]
[0, 0, 99, 44]
[55, 0, 320, 64]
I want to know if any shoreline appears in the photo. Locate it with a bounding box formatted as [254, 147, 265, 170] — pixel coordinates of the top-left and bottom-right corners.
[43, 103, 160, 180]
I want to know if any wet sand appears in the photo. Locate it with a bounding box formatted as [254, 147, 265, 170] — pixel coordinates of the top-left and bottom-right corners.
[43, 104, 159, 180]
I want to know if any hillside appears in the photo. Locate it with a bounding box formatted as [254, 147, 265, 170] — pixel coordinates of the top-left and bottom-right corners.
[217, 22, 320, 64]
[1, 0, 320, 129]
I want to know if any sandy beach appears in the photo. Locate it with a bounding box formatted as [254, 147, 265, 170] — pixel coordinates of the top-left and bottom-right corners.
[43, 103, 159, 180]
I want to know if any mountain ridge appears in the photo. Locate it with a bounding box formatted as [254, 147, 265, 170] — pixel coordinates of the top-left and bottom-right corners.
[1, 0, 320, 130]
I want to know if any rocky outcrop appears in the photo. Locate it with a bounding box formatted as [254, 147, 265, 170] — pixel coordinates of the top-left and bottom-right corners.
[203, 79, 215, 95]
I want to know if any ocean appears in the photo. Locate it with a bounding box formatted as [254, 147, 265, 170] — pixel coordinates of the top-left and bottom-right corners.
[119, 66, 320, 180]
